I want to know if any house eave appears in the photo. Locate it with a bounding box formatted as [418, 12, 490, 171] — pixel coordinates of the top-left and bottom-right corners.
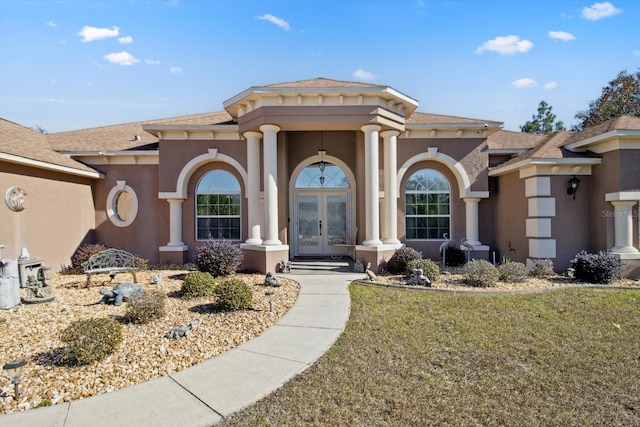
[564, 129, 640, 151]
[0, 152, 104, 179]
[488, 157, 602, 177]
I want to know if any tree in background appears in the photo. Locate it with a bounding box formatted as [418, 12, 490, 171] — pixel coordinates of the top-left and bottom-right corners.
[573, 70, 640, 131]
[520, 100, 566, 134]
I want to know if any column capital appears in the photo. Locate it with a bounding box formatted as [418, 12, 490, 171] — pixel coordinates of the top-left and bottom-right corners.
[463, 197, 482, 203]
[259, 124, 281, 133]
[361, 124, 382, 133]
[243, 131, 262, 140]
[380, 129, 400, 138]
[610, 200, 637, 208]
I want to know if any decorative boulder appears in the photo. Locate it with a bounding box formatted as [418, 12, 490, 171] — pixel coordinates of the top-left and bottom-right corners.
[264, 272, 281, 287]
[99, 283, 143, 306]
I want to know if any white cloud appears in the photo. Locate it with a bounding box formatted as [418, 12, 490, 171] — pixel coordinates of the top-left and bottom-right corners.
[45, 21, 56, 28]
[544, 81, 558, 90]
[548, 30, 576, 41]
[352, 69, 377, 81]
[78, 25, 119, 42]
[512, 78, 538, 89]
[258, 14, 291, 31]
[104, 51, 139, 66]
[582, 2, 622, 20]
[42, 98, 65, 104]
[118, 36, 133, 44]
[170, 66, 182, 74]
[476, 35, 534, 55]
[145, 58, 160, 65]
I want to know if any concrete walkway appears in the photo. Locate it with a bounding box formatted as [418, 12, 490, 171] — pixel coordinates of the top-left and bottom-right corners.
[1, 270, 363, 427]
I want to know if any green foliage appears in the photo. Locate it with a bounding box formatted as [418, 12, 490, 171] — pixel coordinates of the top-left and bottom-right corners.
[464, 259, 500, 287]
[215, 278, 253, 311]
[520, 100, 566, 134]
[445, 246, 467, 267]
[573, 70, 640, 130]
[60, 318, 123, 365]
[122, 290, 166, 324]
[529, 258, 555, 277]
[388, 247, 422, 274]
[571, 250, 621, 284]
[406, 258, 441, 282]
[194, 240, 244, 277]
[61, 243, 110, 274]
[35, 399, 52, 408]
[498, 260, 528, 283]
[180, 271, 217, 299]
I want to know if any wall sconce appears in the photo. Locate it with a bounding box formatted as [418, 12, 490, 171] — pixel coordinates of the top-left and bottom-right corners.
[318, 148, 327, 186]
[567, 176, 581, 200]
[3, 360, 26, 399]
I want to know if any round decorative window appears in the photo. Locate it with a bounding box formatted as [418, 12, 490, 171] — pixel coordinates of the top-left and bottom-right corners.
[5, 186, 27, 212]
[106, 181, 138, 227]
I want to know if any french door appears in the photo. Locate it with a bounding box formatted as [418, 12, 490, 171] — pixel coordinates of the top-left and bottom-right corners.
[295, 191, 349, 257]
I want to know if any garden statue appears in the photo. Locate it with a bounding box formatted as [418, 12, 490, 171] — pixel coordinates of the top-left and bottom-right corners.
[407, 268, 431, 287]
[264, 272, 281, 287]
[364, 262, 377, 281]
[22, 265, 55, 303]
[99, 283, 143, 306]
[278, 259, 291, 273]
[164, 319, 202, 339]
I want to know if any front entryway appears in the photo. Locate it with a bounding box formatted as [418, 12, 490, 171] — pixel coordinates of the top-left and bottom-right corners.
[294, 191, 349, 257]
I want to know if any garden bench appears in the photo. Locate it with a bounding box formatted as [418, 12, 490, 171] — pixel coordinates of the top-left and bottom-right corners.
[81, 248, 139, 288]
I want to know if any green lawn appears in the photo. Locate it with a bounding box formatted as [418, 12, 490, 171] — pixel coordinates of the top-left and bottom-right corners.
[219, 285, 640, 426]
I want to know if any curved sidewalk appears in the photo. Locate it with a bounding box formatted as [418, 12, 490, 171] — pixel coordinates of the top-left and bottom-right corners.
[1, 271, 363, 427]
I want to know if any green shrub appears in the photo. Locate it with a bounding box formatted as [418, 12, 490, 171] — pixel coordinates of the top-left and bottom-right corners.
[122, 290, 166, 324]
[180, 271, 217, 299]
[571, 250, 621, 284]
[445, 246, 467, 267]
[529, 258, 555, 277]
[464, 259, 500, 288]
[498, 260, 528, 283]
[35, 399, 52, 408]
[61, 243, 110, 274]
[406, 258, 441, 282]
[388, 246, 422, 274]
[60, 318, 123, 365]
[194, 240, 244, 277]
[215, 278, 253, 311]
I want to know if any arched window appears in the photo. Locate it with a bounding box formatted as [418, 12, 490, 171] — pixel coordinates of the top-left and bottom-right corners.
[196, 170, 241, 240]
[295, 163, 349, 189]
[405, 169, 450, 240]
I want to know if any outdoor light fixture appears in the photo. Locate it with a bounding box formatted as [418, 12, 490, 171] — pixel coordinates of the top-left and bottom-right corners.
[3, 360, 26, 399]
[318, 131, 328, 186]
[567, 176, 581, 200]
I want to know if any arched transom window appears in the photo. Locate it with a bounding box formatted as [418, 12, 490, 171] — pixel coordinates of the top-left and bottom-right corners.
[196, 170, 241, 240]
[295, 163, 349, 189]
[405, 169, 450, 240]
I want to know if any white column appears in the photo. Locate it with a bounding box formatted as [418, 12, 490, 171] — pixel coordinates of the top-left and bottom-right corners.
[381, 130, 400, 244]
[362, 124, 382, 246]
[167, 198, 185, 246]
[260, 124, 282, 245]
[610, 201, 639, 254]
[243, 131, 263, 245]
[463, 198, 482, 246]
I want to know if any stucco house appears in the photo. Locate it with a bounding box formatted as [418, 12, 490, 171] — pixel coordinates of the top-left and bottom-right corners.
[1, 78, 639, 277]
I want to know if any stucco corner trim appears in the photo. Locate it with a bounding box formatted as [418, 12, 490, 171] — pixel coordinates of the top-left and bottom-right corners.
[605, 191, 640, 202]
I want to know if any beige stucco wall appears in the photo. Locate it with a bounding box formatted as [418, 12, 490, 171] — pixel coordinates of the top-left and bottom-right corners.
[0, 162, 95, 272]
[92, 164, 166, 264]
[492, 171, 528, 264]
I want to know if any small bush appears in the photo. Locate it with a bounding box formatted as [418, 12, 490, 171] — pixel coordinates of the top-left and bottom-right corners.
[406, 258, 441, 282]
[498, 260, 528, 283]
[388, 247, 422, 274]
[529, 258, 555, 277]
[194, 240, 244, 277]
[445, 246, 467, 267]
[122, 290, 166, 324]
[60, 318, 123, 365]
[61, 243, 110, 274]
[180, 271, 217, 299]
[464, 259, 500, 288]
[571, 250, 621, 284]
[133, 255, 149, 271]
[215, 278, 253, 311]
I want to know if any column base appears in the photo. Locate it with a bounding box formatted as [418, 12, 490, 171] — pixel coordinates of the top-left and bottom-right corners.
[362, 239, 383, 246]
[355, 243, 403, 274]
[240, 244, 289, 274]
[159, 245, 188, 265]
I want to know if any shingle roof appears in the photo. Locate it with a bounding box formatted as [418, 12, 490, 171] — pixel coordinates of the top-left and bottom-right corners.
[0, 119, 98, 174]
[47, 111, 233, 152]
[562, 115, 640, 146]
[406, 111, 501, 126]
[487, 130, 547, 150]
[264, 77, 384, 89]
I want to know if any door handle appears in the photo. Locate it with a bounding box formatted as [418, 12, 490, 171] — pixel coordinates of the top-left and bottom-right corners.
[319, 220, 322, 236]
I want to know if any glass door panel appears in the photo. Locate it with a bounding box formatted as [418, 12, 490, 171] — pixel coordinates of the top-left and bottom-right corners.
[326, 195, 347, 246]
[297, 195, 320, 254]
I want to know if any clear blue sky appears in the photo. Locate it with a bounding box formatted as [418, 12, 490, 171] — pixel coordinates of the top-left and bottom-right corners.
[1, 0, 638, 133]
